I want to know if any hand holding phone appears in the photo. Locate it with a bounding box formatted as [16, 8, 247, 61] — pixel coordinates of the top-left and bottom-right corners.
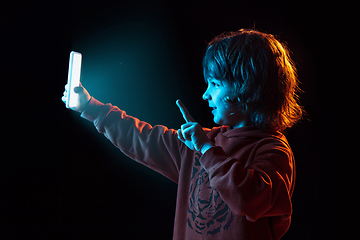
[62, 51, 91, 112]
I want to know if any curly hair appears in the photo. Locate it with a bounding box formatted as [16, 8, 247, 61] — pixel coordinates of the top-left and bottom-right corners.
[203, 29, 304, 132]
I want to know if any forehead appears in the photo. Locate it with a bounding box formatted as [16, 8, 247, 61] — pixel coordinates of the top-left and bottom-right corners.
[203, 48, 226, 79]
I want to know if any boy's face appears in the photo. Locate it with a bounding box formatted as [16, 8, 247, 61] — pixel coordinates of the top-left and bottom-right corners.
[203, 79, 248, 128]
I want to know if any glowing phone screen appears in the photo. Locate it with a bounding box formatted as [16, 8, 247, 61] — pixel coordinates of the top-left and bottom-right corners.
[66, 51, 82, 109]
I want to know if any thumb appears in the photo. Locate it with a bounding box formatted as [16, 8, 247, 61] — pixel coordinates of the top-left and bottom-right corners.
[73, 85, 84, 93]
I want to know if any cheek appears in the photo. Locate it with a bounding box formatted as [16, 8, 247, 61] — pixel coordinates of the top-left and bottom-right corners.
[216, 100, 230, 115]
[214, 106, 231, 124]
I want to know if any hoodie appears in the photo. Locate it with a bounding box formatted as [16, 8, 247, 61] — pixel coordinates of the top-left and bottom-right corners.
[81, 97, 295, 240]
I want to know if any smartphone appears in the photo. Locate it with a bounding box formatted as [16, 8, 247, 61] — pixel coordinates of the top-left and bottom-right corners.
[66, 51, 82, 109]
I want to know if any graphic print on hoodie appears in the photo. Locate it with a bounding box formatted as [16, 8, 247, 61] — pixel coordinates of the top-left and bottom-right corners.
[187, 152, 234, 236]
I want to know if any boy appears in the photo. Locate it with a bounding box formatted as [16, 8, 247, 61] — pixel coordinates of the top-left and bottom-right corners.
[62, 29, 303, 240]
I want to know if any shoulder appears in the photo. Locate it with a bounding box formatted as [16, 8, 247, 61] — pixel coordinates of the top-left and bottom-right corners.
[251, 133, 294, 180]
[254, 131, 292, 159]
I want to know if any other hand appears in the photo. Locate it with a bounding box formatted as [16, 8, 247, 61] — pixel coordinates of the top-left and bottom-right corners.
[176, 99, 214, 153]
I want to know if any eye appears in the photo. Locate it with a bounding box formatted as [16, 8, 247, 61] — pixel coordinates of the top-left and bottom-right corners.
[209, 80, 221, 87]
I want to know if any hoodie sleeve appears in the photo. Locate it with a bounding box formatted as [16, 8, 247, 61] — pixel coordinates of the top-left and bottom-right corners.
[80, 97, 183, 183]
[199, 139, 294, 223]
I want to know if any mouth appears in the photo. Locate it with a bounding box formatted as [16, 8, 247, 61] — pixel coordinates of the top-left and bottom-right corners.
[210, 106, 217, 113]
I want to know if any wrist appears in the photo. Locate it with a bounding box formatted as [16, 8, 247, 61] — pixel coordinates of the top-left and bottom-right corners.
[79, 97, 92, 113]
[200, 142, 216, 155]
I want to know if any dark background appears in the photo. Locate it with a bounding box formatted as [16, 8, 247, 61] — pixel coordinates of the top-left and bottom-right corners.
[1, 0, 335, 239]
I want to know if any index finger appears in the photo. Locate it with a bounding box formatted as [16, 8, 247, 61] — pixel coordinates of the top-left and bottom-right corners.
[176, 99, 196, 123]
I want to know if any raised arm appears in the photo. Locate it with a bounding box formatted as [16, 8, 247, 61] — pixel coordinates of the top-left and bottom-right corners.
[62, 83, 184, 183]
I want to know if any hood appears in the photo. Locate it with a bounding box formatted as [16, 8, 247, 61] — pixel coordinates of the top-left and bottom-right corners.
[207, 125, 289, 155]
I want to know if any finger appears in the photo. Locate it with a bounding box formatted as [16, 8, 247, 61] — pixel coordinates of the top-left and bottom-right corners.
[177, 128, 189, 144]
[181, 123, 196, 141]
[176, 99, 195, 123]
[181, 122, 195, 132]
[177, 129, 184, 141]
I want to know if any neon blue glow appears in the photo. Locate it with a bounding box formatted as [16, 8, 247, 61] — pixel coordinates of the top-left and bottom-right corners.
[66, 51, 82, 109]
[70, 18, 194, 129]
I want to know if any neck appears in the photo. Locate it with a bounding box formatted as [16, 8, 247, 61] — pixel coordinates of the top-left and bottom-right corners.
[230, 114, 251, 129]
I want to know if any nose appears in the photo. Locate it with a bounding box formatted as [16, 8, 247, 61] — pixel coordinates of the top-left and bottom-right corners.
[203, 89, 210, 101]
[202, 88, 211, 101]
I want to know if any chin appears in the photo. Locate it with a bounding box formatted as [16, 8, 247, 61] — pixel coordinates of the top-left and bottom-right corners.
[213, 117, 223, 126]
